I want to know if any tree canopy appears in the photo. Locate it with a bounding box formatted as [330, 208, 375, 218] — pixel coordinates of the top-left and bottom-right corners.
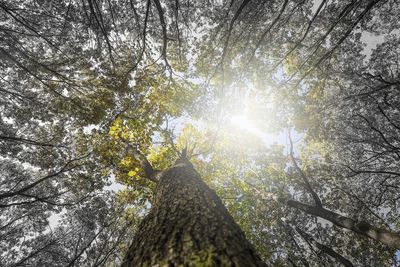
[1, 0, 399, 266]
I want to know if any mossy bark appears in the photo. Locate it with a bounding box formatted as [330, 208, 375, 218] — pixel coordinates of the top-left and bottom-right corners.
[122, 157, 267, 266]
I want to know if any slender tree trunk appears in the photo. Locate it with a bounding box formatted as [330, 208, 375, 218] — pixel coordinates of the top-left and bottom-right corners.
[283, 198, 400, 249]
[122, 157, 267, 266]
[295, 227, 354, 267]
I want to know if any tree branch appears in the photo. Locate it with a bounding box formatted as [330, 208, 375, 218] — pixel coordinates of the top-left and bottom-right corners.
[0, 155, 89, 200]
[292, 0, 381, 87]
[126, 144, 159, 182]
[273, 0, 327, 70]
[281, 198, 400, 249]
[288, 130, 323, 207]
[247, 0, 288, 64]
[220, 0, 251, 67]
[152, 0, 170, 70]
[0, 134, 68, 148]
[295, 226, 354, 267]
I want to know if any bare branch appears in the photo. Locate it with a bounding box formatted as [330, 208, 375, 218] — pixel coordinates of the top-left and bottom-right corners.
[273, 0, 327, 70]
[220, 0, 251, 67]
[0, 155, 89, 200]
[152, 0, 170, 69]
[288, 130, 323, 207]
[295, 226, 354, 267]
[247, 0, 289, 64]
[0, 135, 68, 148]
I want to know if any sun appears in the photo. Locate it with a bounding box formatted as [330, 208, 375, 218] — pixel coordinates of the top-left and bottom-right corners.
[230, 114, 265, 139]
[229, 108, 284, 147]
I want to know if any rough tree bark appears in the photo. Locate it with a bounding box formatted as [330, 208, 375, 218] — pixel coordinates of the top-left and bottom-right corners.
[122, 155, 267, 266]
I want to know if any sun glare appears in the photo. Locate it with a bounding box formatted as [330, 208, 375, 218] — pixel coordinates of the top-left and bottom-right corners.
[230, 113, 288, 147]
[230, 114, 265, 139]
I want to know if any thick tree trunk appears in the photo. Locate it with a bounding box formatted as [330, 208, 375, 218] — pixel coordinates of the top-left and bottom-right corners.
[122, 157, 267, 266]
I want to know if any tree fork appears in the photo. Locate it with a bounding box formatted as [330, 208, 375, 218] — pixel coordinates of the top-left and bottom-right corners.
[122, 155, 267, 266]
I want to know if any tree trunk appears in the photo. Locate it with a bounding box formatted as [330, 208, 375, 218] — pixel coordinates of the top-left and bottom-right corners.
[283, 198, 400, 249]
[122, 157, 267, 266]
[295, 226, 354, 267]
